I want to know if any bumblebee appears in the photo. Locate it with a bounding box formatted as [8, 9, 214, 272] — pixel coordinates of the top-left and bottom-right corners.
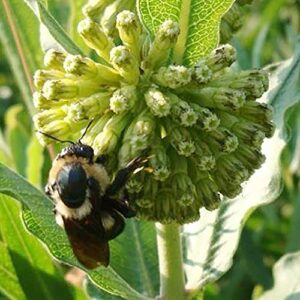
[44, 129, 145, 269]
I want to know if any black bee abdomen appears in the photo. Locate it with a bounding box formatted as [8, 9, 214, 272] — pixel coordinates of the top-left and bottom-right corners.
[57, 164, 88, 208]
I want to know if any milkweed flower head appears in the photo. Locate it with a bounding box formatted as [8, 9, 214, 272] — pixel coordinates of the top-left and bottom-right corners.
[33, 6, 274, 224]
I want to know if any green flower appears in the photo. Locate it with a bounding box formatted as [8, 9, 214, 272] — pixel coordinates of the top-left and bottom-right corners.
[33, 8, 274, 224]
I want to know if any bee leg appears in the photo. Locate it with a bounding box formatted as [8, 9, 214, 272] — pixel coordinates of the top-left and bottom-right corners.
[110, 192, 136, 218]
[95, 154, 107, 165]
[105, 156, 146, 197]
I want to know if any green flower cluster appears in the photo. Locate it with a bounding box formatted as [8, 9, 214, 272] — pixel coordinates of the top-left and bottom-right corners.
[221, 0, 254, 43]
[33, 7, 274, 224]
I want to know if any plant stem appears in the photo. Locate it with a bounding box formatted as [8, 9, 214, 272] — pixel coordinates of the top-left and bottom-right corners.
[156, 223, 186, 300]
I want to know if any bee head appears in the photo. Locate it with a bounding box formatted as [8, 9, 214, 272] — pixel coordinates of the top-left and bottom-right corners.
[56, 164, 88, 208]
[59, 143, 94, 162]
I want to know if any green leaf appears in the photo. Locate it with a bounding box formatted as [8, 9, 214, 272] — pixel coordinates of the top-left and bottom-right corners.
[137, 0, 234, 66]
[258, 251, 300, 300]
[0, 130, 14, 168]
[0, 0, 41, 114]
[0, 164, 152, 300]
[68, 0, 89, 52]
[24, 0, 83, 55]
[26, 133, 44, 188]
[109, 220, 159, 297]
[0, 195, 77, 300]
[0, 242, 26, 300]
[4, 105, 31, 176]
[183, 39, 300, 290]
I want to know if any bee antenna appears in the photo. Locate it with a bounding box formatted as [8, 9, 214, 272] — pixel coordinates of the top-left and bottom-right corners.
[78, 119, 94, 144]
[36, 130, 75, 145]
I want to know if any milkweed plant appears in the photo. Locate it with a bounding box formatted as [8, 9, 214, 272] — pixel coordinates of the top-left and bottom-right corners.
[0, 0, 299, 299]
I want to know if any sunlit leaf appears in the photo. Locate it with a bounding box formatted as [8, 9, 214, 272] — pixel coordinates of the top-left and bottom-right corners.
[258, 251, 300, 300]
[24, 0, 83, 54]
[137, 0, 234, 65]
[0, 195, 79, 300]
[183, 39, 300, 291]
[0, 164, 152, 300]
[0, 242, 26, 300]
[0, 0, 41, 114]
[4, 105, 30, 176]
[26, 133, 44, 188]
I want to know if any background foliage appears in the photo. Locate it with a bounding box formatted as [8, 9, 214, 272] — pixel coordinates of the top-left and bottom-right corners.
[0, 0, 299, 299]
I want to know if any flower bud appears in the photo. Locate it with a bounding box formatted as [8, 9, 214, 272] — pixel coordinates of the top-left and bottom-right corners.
[153, 65, 192, 89]
[239, 102, 275, 137]
[33, 69, 64, 89]
[191, 133, 216, 171]
[78, 18, 114, 61]
[35, 120, 71, 145]
[149, 142, 171, 181]
[33, 92, 64, 110]
[235, 146, 266, 171]
[83, 0, 115, 18]
[191, 103, 220, 131]
[220, 20, 233, 44]
[63, 54, 98, 76]
[69, 91, 111, 121]
[168, 125, 195, 157]
[212, 158, 249, 198]
[93, 112, 131, 154]
[44, 49, 66, 71]
[142, 20, 180, 70]
[186, 87, 245, 111]
[206, 44, 236, 72]
[110, 86, 137, 114]
[116, 10, 142, 59]
[222, 4, 242, 32]
[195, 173, 220, 210]
[167, 93, 198, 127]
[210, 70, 269, 99]
[145, 87, 171, 117]
[208, 127, 239, 153]
[169, 153, 197, 207]
[126, 172, 144, 194]
[110, 46, 140, 84]
[81, 112, 112, 145]
[192, 62, 213, 84]
[42, 79, 100, 100]
[119, 112, 155, 165]
[34, 107, 67, 128]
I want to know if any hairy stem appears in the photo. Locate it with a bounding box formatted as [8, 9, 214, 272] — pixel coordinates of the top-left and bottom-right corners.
[156, 223, 186, 300]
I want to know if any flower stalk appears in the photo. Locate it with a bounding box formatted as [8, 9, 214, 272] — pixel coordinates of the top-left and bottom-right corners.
[156, 223, 186, 300]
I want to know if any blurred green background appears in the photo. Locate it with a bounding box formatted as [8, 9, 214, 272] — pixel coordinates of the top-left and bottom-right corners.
[0, 0, 299, 299]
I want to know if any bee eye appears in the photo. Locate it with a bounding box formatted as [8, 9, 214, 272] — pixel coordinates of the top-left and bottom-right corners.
[57, 164, 87, 208]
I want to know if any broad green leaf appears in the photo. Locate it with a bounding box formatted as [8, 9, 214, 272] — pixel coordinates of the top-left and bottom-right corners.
[26, 133, 44, 188]
[109, 220, 159, 297]
[4, 105, 31, 176]
[0, 164, 152, 300]
[183, 40, 300, 291]
[258, 251, 300, 300]
[0, 0, 41, 114]
[137, 0, 234, 66]
[68, 0, 88, 52]
[0, 242, 26, 300]
[0, 195, 77, 300]
[86, 279, 123, 300]
[0, 130, 14, 168]
[24, 0, 83, 55]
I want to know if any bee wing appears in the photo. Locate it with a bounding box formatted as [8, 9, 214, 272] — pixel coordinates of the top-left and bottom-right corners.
[62, 216, 109, 269]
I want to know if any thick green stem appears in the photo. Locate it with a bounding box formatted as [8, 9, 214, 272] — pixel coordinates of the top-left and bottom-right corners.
[156, 223, 186, 300]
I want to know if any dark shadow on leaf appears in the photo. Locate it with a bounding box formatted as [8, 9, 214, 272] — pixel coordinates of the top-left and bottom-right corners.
[9, 249, 75, 300]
